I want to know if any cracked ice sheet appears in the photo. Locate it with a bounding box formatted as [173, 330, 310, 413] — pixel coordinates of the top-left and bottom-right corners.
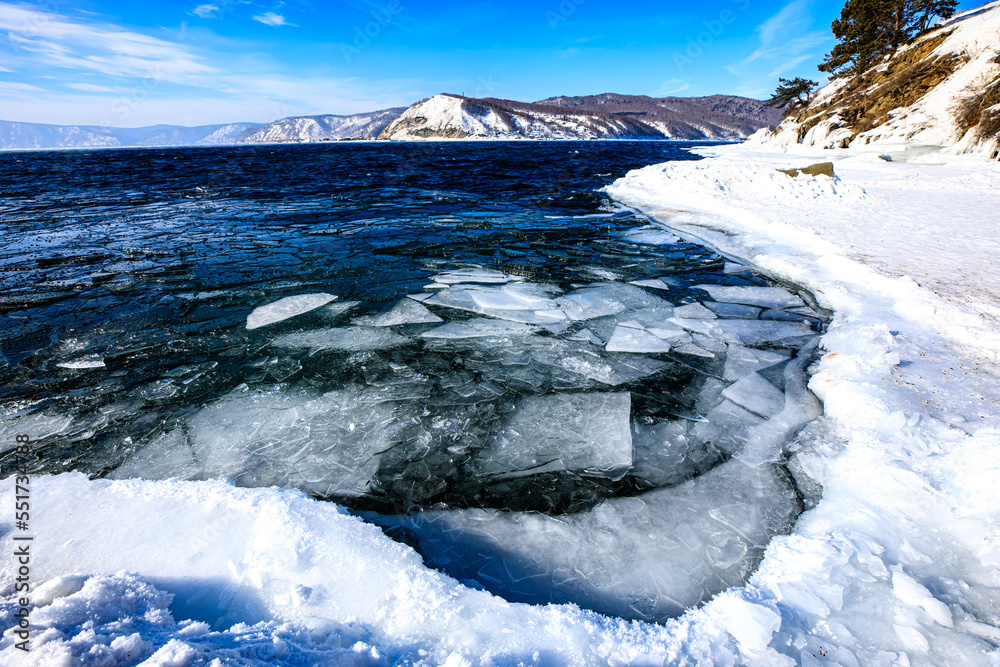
[110, 387, 401, 498]
[474, 392, 632, 479]
[376, 458, 799, 624]
[671, 317, 815, 345]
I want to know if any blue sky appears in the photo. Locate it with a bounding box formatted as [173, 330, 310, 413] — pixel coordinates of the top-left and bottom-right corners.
[0, 0, 980, 126]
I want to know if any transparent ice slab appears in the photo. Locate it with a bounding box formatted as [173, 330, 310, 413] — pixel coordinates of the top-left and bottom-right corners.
[271, 327, 410, 353]
[376, 459, 799, 623]
[473, 392, 632, 480]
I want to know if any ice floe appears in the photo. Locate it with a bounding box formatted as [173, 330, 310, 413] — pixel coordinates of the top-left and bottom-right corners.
[246, 293, 338, 329]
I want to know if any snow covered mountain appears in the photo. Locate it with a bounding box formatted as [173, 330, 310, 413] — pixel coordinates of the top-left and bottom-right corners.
[0, 120, 265, 150]
[1, 94, 780, 149]
[377, 94, 665, 140]
[236, 108, 407, 143]
[537, 93, 782, 139]
[378, 93, 776, 141]
[750, 0, 1000, 159]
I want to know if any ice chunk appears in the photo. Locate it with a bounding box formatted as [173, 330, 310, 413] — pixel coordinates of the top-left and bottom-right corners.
[558, 283, 667, 321]
[630, 278, 673, 291]
[110, 429, 200, 481]
[703, 301, 761, 319]
[630, 420, 722, 487]
[427, 283, 559, 311]
[424, 283, 565, 324]
[692, 285, 804, 309]
[735, 341, 823, 467]
[724, 262, 751, 275]
[566, 328, 603, 345]
[620, 227, 681, 245]
[323, 300, 359, 318]
[352, 299, 443, 326]
[673, 342, 715, 358]
[672, 318, 814, 345]
[692, 400, 764, 455]
[695, 377, 728, 414]
[271, 326, 410, 353]
[0, 411, 75, 452]
[421, 319, 540, 339]
[126, 388, 406, 498]
[246, 293, 337, 330]
[673, 303, 717, 319]
[556, 347, 668, 386]
[721, 373, 786, 419]
[474, 392, 632, 479]
[723, 345, 790, 381]
[56, 356, 106, 369]
[379, 459, 798, 623]
[606, 324, 672, 353]
[432, 267, 512, 284]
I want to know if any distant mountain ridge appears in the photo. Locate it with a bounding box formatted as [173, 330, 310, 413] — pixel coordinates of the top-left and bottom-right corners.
[0, 120, 266, 150]
[377, 94, 667, 141]
[377, 93, 779, 141]
[239, 109, 407, 143]
[535, 93, 782, 139]
[0, 91, 781, 149]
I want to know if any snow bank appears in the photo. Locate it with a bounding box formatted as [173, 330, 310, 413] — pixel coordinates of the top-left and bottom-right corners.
[0, 475, 744, 666]
[603, 143, 1000, 664]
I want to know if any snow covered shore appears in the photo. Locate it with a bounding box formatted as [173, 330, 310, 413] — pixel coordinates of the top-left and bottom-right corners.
[605, 143, 1000, 664]
[3, 143, 1000, 665]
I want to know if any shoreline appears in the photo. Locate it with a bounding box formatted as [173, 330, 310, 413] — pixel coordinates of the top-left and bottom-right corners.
[0, 138, 742, 155]
[605, 143, 1000, 662]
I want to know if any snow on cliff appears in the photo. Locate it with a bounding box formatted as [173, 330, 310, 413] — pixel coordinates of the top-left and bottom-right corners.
[751, 1, 1000, 159]
[377, 94, 668, 141]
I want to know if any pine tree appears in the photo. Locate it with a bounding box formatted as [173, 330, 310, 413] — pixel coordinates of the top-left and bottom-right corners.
[819, 0, 958, 78]
[910, 0, 958, 34]
[765, 78, 819, 110]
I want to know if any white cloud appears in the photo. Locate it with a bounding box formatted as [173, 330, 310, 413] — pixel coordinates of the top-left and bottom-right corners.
[192, 4, 219, 18]
[0, 2, 416, 126]
[0, 3, 217, 84]
[0, 81, 45, 96]
[65, 82, 117, 93]
[252, 12, 294, 27]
